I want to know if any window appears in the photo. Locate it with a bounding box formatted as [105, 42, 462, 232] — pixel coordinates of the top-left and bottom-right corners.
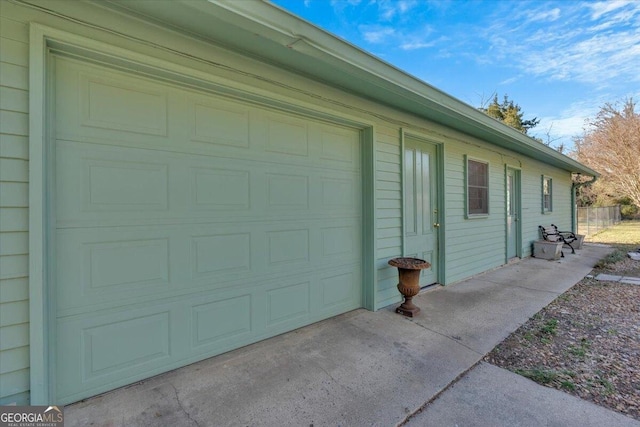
[542, 176, 552, 213]
[466, 156, 489, 216]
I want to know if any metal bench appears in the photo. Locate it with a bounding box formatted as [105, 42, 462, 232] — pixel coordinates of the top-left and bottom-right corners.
[539, 224, 578, 257]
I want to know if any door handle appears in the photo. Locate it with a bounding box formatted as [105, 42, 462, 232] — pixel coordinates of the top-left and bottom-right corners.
[433, 223, 440, 228]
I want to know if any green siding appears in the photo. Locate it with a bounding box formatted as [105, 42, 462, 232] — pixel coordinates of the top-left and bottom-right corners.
[0, 8, 30, 405]
[374, 128, 403, 309]
[0, 0, 580, 404]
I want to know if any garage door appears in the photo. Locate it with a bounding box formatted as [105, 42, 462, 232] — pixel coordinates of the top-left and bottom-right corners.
[52, 56, 362, 404]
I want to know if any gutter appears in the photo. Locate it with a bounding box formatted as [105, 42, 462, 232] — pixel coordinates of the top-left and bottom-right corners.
[571, 175, 598, 233]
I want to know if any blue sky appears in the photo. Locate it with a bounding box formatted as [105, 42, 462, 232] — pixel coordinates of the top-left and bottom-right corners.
[270, 0, 640, 151]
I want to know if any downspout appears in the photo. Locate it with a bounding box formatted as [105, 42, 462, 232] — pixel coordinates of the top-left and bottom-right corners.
[571, 175, 598, 233]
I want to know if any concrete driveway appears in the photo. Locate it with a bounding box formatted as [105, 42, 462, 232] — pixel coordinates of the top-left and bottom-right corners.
[65, 244, 639, 426]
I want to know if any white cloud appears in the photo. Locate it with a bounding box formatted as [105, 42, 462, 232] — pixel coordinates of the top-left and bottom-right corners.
[359, 23, 437, 51]
[360, 25, 396, 43]
[531, 99, 609, 148]
[477, 1, 640, 86]
[588, 0, 634, 19]
[400, 41, 435, 50]
[527, 7, 561, 22]
[377, 0, 418, 21]
[499, 76, 519, 85]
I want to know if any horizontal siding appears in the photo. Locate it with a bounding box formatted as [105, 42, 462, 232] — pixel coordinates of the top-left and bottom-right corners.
[374, 129, 403, 309]
[0, 16, 29, 42]
[0, 301, 29, 326]
[0, 368, 29, 404]
[0, 135, 29, 159]
[0, 347, 29, 375]
[443, 143, 508, 283]
[0, 86, 28, 112]
[0, 37, 28, 66]
[0, 323, 29, 351]
[0, 110, 28, 135]
[520, 159, 573, 257]
[0, 277, 28, 303]
[0, 10, 31, 405]
[0, 254, 29, 279]
[0, 158, 28, 181]
[0, 232, 28, 255]
[0, 182, 28, 206]
[0, 391, 30, 406]
[0, 62, 28, 90]
[0, 208, 28, 231]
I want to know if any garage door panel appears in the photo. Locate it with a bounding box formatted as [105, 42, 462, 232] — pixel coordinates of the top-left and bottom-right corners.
[191, 232, 252, 277]
[190, 98, 251, 148]
[56, 307, 175, 401]
[57, 58, 359, 173]
[191, 167, 251, 210]
[265, 114, 310, 157]
[56, 221, 360, 315]
[191, 294, 253, 349]
[53, 56, 363, 403]
[266, 173, 310, 209]
[56, 141, 359, 226]
[56, 231, 173, 313]
[320, 175, 359, 211]
[320, 127, 360, 167]
[55, 58, 170, 143]
[55, 141, 172, 222]
[321, 271, 358, 310]
[265, 281, 311, 328]
[321, 225, 358, 259]
[80, 72, 169, 137]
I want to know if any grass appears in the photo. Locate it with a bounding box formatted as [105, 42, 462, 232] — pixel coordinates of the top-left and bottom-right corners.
[587, 220, 640, 275]
[595, 250, 628, 269]
[586, 220, 640, 245]
[567, 339, 591, 358]
[539, 319, 558, 335]
[514, 368, 558, 384]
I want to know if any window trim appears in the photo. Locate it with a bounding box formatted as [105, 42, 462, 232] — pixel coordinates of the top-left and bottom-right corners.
[465, 155, 490, 218]
[542, 175, 553, 213]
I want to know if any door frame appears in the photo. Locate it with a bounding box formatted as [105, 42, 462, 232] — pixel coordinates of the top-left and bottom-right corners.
[505, 165, 523, 261]
[29, 23, 377, 404]
[400, 130, 445, 285]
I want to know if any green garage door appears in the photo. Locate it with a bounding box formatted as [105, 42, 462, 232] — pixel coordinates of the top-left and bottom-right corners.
[52, 56, 362, 404]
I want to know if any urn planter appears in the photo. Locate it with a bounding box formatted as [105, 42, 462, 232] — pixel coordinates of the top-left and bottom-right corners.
[388, 257, 431, 317]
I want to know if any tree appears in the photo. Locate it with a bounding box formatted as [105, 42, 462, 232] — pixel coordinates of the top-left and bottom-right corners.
[479, 94, 540, 134]
[574, 98, 640, 208]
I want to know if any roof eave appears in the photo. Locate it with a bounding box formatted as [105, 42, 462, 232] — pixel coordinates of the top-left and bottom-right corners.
[100, 0, 598, 176]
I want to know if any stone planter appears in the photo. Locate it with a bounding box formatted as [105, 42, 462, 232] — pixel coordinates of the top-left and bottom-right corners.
[388, 257, 431, 317]
[572, 234, 585, 250]
[533, 240, 563, 260]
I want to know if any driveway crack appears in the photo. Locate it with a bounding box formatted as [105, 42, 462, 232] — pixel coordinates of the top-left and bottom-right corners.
[409, 320, 484, 356]
[170, 383, 200, 427]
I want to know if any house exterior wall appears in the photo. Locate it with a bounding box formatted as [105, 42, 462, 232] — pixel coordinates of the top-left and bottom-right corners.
[0, 0, 575, 404]
[0, 8, 31, 405]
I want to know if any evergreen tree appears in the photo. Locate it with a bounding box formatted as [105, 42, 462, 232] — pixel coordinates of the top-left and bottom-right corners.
[480, 94, 540, 134]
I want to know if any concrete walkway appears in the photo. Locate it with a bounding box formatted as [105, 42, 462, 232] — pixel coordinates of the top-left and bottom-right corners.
[595, 273, 640, 285]
[65, 244, 640, 427]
